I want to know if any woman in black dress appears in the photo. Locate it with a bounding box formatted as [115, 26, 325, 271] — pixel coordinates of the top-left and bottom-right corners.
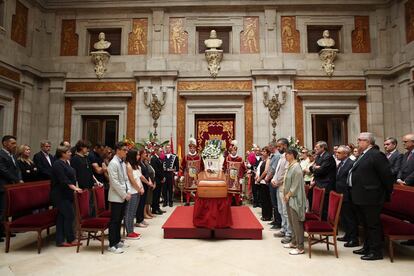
[16, 145, 39, 182]
[51, 146, 83, 247]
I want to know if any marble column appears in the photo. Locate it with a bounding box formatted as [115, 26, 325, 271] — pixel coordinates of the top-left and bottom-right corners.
[366, 77, 385, 143]
[47, 77, 65, 148]
[17, 74, 35, 146]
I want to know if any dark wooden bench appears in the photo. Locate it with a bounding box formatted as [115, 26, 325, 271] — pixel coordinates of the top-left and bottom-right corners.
[381, 184, 414, 262]
[3, 181, 58, 253]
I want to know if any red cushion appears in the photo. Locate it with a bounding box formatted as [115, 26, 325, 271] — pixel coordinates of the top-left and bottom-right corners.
[10, 209, 58, 228]
[81, 218, 110, 229]
[381, 214, 414, 236]
[94, 187, 106, 211]
[305, 212, 320, 221]
[311, 187, 324, 214]
[98, 210, 111, 218]
[383, 189, 414, 223]
[305, 220, 333, 232]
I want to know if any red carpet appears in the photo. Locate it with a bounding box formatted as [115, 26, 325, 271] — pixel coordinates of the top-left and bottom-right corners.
[162, 206, 263, 239]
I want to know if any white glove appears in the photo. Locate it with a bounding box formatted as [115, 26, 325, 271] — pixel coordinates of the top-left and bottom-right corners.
[180, 176, 185, 182]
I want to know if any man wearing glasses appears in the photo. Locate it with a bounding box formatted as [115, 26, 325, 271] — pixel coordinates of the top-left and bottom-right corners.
[397, 133, 414, 186]
[348, 132, 394, 261]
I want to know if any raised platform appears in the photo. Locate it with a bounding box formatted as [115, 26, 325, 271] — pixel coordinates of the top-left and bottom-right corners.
[162, 206, 263, 240]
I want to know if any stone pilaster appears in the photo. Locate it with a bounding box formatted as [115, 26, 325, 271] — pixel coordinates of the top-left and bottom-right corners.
[366, 77, 385, 143]
[47, 77, 66, 148]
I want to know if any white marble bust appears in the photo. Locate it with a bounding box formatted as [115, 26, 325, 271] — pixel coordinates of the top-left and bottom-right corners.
[93, 32, 111, 51]
[317, 30, 335, 48]
[204, 30, 223, 50]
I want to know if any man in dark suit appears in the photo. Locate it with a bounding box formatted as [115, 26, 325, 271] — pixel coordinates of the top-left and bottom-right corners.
[335, 145, 358, 247]
[396, 133, 414, 246]
[397, 133, 414, 186]
[162, 144, 179, 207]
[150, 146, 166, 215]
[33, 140, 54, 180]
[349, 132, 394, 261]
[384, 137, 403, 182]
[0, 135, 22, 242]
[309, 141, 337, 220]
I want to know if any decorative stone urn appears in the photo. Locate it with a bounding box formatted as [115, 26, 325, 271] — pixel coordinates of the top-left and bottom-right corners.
[204, 30, 223, 78]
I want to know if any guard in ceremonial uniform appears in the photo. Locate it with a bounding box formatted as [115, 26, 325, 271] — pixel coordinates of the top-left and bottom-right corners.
[223, 141, 246, 205]
[162, 144, 179, 207]
[180, 138, 203, 206]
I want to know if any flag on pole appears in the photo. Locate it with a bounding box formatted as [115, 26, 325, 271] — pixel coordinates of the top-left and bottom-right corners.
[170, 133, 175, 154]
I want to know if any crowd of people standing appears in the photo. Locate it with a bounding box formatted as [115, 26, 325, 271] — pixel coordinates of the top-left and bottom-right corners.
[0, 135, 180, 254]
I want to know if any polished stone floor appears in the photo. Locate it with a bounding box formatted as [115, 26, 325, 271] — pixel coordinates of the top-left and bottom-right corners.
[0, 205, 413, 276]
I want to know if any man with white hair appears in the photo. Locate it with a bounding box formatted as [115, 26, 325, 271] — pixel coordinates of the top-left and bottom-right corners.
[348, 132, 394, 261]
[335, 145, 358, 247]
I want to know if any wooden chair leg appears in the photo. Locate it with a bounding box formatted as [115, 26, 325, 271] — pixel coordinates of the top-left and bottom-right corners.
[389, 238, 394, 263]
[334, 235, 339, 258]
[326, 236, 329, 251]
[308, 235, 312, 258]
[37, 230, 42, 254]
[101, 230, 105, 254]
[5, 228, 11, 253]
[87, 231, 90, 246]
[76, 229, 81, 253]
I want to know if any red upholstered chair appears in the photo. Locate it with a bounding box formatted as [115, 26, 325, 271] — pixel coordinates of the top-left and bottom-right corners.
[92, 186, 111, 218]
[305, 186, 325, 221]
[74, 190, 110, 254]
[304, 191, 343, 258]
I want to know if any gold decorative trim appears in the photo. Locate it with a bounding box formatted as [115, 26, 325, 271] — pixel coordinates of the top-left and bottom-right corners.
[64, 98, 72, 141]
[244, 94, 253, 151]
[352, 16, 371, 53]
[177, 94, 186, 154]
[66, 82, 135, 92]
[11, 0, 28, 47]
[294, 80, 366, 91]
[281, 16, 300, 53]
[294, 94, 304, 145]
[128, 19, 148, 55]
[0, 65, 20, 82]
[177, 81, 252, 91]
[60, 19, 79, 56]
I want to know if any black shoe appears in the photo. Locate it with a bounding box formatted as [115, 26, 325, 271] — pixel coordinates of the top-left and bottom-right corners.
[160, 209, 166, 213]
[337, 236, 349, 242]
[344, 240, 359, 248]
[361, 253, 383, 261]
[400, 240, 414, 246]
[0, 237, 4, 242]
[184, 203, 190, 206]
[162, 203, 167, 207]
[268, 221, 277, 226]
[353, 248, 369, 255]
[270, 225, 280, 230]
[260, 217, 272, 221]
[154, 210, 164, 215]
[169, 202, 173, 207]
[253, 204, 258, 208]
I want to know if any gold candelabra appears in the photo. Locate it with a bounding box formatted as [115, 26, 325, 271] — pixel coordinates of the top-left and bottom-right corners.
[263, 86, 287, 143]
[143, 86, 167, 138]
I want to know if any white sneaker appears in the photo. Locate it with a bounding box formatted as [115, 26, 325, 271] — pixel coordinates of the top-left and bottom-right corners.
[289, 248, 304, 255]
[117, 241, 130, 248]
[283, 243, 297, 249]
[108, 246, 124, 254]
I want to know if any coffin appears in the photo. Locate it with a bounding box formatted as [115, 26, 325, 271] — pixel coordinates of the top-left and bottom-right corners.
[197, 180, 227, 198]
